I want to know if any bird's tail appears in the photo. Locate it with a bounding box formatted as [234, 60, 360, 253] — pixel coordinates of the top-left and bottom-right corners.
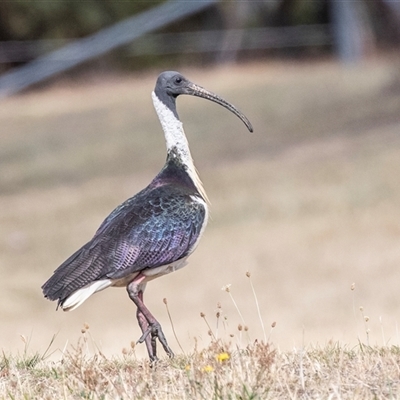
[59, 279, 111, 311]
[42, 243, 110, 311]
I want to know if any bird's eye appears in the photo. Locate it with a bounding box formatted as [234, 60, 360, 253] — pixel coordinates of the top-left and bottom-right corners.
[174, 76, 182, 84]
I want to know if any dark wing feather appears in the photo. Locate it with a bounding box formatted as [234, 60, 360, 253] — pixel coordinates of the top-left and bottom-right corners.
[42, 185, 206, 304]
[41, 243, 108, 303]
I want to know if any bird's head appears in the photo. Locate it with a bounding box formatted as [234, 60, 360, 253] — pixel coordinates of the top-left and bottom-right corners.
[154, 71, 253, 132]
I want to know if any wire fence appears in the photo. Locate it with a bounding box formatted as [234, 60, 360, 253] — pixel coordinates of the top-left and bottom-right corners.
[128, 25, 331, 56]
[0, 0, 217, 98]
[0, 25, 331, 63]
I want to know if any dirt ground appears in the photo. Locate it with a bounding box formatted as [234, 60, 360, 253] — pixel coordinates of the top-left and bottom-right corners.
[1, 59, 400, 360]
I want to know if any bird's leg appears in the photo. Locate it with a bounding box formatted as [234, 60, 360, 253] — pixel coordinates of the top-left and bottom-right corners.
[127, 276, 174, 360]
[136, 290, 157, 361]
[135, 296, 173, 359]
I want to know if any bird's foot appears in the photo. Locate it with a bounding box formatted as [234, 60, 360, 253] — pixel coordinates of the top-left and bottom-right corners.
[137, 322, 174, 359]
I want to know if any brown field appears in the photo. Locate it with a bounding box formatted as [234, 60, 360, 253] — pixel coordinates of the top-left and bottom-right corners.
[1, 57, 400, 373]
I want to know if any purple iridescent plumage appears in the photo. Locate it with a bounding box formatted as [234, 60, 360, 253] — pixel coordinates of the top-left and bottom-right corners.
[42, 150, 206, 307]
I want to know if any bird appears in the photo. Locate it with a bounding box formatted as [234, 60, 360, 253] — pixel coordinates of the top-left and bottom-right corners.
[42, 71, 253, 361]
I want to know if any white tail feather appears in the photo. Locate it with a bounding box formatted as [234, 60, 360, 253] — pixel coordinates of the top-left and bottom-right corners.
[61, 279, 112, 311]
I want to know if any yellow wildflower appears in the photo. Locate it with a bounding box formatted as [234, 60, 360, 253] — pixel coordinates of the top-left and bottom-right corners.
[202, 365, 214, 373]
[216, 352, 230, 363]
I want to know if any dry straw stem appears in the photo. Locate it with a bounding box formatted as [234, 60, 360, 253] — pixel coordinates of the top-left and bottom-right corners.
[222, 284, 247, 325]
[359, 306, 371, 346]
[163, 297, 185, 356]
[2, 341, 400, 399]
[246, 271, 267, 343]
[200, 312, 217, 342]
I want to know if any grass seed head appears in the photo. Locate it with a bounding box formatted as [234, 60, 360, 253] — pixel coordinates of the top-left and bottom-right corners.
[222, 284, 231, 293]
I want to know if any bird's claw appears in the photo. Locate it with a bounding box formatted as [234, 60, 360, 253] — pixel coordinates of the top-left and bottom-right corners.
[137, 323, 174, 359]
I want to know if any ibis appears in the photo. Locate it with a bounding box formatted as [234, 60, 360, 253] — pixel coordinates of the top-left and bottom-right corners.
[42, 71, 253, 361]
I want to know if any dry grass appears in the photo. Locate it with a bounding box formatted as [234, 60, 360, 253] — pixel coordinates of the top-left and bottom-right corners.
[2, 334, 400, 399]
[1, 58, 400, 397]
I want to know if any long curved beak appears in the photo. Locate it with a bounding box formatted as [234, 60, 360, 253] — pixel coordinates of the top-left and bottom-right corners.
[185, 82, 253, 133]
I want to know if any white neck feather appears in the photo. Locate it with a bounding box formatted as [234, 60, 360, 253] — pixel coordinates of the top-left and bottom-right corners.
[152, 91, 209, 203]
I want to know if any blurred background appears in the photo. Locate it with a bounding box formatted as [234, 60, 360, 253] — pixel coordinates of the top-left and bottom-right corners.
[1, 0, 400, 359]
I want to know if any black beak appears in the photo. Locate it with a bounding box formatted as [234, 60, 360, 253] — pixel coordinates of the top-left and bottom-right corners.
[185, 82, 253, 133]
